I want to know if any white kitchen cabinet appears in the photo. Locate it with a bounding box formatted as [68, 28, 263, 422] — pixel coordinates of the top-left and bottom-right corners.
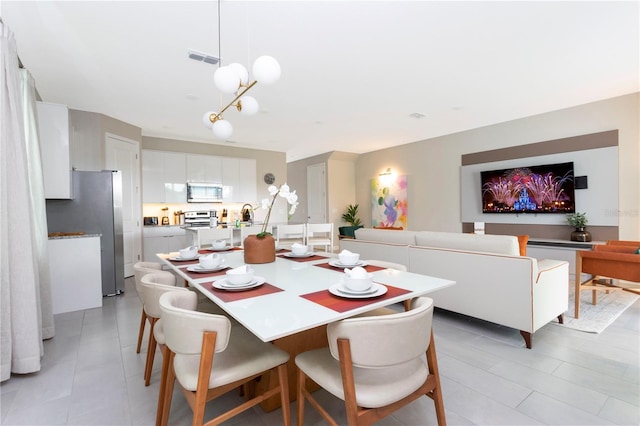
[238, 158, 257, 203]
[186, 154, 223, 183]
[142, 226, 188, 262]
[37, 102, 72, 199]
[222, 157, 240, 202]
[142, 150, 186, 203]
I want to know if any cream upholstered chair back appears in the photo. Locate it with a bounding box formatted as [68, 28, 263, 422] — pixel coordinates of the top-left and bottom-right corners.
[134, 262, 163, 299]
[327, 297, 433, 367]
[197, 227, 233, 248]
[159, 291, 232, 355]
[140, 272, 186, 319]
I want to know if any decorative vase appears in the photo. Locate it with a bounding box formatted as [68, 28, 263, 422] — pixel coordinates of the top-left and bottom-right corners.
[571, 227, 592, 242]
[243, 234, 276, 264]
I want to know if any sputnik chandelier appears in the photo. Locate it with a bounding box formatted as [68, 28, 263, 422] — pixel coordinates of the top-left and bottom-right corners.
[202, 0, 281, 140]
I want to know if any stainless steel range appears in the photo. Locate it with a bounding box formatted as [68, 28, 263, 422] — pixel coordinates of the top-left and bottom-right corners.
[184, 210, 217, 227]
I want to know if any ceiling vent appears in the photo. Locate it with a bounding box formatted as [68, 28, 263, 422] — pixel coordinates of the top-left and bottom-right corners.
[188, 49, 220, 65]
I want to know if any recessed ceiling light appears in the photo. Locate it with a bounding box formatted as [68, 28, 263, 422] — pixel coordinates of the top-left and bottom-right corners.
[409, 112, 426, 119]
[188, 49, 220, 65]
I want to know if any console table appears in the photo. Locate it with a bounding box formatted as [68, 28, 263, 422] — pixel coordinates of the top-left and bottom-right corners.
[526, 238, 604, 281]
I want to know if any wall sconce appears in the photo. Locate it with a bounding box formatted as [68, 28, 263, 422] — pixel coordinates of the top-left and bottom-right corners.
[379, 168, 393, 176]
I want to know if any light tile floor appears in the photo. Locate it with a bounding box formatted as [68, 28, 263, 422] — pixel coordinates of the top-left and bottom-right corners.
[1, 277, 638, 425]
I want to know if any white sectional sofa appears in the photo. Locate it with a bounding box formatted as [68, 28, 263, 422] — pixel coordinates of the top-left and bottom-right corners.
[340, 228, 569, 348]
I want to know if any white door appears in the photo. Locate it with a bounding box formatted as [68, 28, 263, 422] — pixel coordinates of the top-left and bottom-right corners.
[106, 134, 141, 277]
[307, 163, 326, 223]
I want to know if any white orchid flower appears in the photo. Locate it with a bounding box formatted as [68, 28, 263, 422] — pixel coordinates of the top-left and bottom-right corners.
[267, 185, 279, 196]
[261, 198, 270, 209]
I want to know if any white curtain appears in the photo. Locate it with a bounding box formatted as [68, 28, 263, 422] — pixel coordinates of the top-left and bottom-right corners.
[1, 21, 54, 382]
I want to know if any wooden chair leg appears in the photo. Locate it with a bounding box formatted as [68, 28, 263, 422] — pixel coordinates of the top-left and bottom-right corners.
[192, 332, 217, 426]
[296, 370, 306, 426]
[426, 330, 446, 426]
[155, 344, 169, 426]
[160, 351, 176, 426]
[136, 308, 148, 354]
[277, 363, 291, 426]
[144, 317, 158, 386]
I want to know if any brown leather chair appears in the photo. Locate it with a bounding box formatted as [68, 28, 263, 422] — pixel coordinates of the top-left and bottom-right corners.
[575, 240, 640, 318]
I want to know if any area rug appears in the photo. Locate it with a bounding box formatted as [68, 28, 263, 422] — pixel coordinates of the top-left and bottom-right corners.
[553, 287, 639, 333]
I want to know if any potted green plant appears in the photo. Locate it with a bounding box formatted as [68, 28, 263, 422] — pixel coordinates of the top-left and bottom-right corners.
[339, 204, 363, 238]
[566, 212, 591, 242]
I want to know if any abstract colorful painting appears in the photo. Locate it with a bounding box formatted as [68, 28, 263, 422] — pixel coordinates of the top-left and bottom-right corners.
[371, 174, 408, 229]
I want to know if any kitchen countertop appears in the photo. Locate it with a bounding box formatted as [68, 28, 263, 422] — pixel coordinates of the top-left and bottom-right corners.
[48, 233, 102, 240]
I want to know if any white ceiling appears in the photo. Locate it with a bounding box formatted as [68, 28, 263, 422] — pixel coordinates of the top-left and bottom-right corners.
[2, 1, 638, 162]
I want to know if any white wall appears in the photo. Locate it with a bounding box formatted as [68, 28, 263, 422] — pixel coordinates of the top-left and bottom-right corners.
[354, 93, 639, 239]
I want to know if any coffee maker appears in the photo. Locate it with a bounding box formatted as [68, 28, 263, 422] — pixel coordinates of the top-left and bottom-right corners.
[209, 209, 219, 227]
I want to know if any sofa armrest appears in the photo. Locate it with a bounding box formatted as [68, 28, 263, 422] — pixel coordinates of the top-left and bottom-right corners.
[536, 259, 569, 283]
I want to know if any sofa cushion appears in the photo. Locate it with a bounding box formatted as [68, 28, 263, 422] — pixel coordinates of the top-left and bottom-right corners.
[354, 228, 417, 245]
[414, 231, 520, 256]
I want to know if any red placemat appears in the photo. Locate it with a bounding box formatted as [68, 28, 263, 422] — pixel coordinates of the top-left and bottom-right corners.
[313, 262, 386, 273]
[181, 266, 230, 280]
[200, 281, 284, 303]
[277, 252, 329, 262]
[199, 247, 243, 253]
[300, 283, 410, 313]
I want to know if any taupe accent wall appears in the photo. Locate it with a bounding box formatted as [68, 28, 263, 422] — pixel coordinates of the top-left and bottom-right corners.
[352, 93, 639, 240]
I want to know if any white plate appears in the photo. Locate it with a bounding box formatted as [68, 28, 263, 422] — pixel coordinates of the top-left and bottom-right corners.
[329, 282, 387, 299]
[328, 259, 368, 268]
[212, 276, 266, 291]
[187, 264, 228, 273]
[207, 245, 234, 252]
[284, 252, 315, 258]
[169, 255, 200, 261]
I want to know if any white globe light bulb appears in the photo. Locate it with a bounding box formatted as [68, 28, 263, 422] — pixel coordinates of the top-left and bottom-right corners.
[228, 63, 249, 86]
[202, 111, 217, 129]
[252, 56, 281, 85]
[214, 66, 240, 94]
[212, 119, 233, 140]
[239, 96, 259, 116]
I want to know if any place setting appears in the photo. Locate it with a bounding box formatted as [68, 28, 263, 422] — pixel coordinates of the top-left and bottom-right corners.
[203, 239, 237, 252]
[167, 246, 202, 265]
[278, 243, 328, 262]
[314, 250, 385, 272]
[182, 253, 231, 279]
[328, 266, 387, 299]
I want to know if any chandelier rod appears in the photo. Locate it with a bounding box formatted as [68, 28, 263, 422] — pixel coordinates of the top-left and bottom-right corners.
[210, 80, 257, 121]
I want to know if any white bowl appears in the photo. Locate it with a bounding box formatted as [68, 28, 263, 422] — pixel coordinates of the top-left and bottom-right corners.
[211, 240, 227, 250]
[199, 254, 222, 269]
[344, 275, 373, 292]
[291, 244, 308, 255]
[179, 247, 198, 259]
[226, 268, 254, 285]
[338, 252, 360, 265]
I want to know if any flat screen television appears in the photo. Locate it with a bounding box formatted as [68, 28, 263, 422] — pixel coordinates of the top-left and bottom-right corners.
[481, 161, 575, 213]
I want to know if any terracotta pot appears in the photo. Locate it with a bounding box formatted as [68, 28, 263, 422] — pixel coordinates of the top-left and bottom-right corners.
[571, 227, 592, 242]
[243, 234, 276, 264]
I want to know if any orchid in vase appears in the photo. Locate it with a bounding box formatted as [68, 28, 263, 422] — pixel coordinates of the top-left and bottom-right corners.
[256, 183, 299, 237]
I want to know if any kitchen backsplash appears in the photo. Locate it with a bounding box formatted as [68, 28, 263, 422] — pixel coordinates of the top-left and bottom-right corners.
[143, 203, 267, 225]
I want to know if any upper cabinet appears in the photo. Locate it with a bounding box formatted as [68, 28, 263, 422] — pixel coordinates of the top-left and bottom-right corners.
[186, 154, 222, 183]
[142, 150, 186, 203]
[37, 102, 72, 199]
[142, 150, 256, 203]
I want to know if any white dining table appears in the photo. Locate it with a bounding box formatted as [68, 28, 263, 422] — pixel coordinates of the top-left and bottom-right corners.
[157, 249, 455, 342]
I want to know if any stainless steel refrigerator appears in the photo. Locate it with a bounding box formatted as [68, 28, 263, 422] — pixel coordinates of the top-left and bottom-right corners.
[46, 170, 125, 296]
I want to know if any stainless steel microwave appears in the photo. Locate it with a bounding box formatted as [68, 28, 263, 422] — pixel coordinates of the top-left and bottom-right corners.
[186, 182, 223, 203]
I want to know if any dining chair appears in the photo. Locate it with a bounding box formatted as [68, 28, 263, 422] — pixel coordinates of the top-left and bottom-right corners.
[197, 227, 233, 248]
[139, 271, 189, 387]
[295, 296, 446, 426]
[133, 261, 167, 354]
[158, 290, 291, 426]
[306, 222, 334, 252]
[239, 224, 272, 247]
[275, 223, 306, 250]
